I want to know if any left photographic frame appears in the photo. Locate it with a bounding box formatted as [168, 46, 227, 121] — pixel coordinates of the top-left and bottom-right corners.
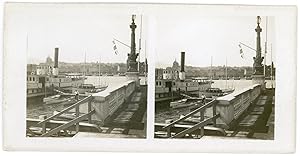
[5, 3, 148, 138]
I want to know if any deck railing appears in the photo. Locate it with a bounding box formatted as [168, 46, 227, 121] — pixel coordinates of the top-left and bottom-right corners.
[162, 99, 219, 138]
[36, 95, 94, 137]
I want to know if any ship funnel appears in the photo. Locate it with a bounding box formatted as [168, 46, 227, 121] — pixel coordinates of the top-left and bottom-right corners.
[54, 47, 59, 68]
[180, 52, 185, 72]
[53, 47, 59, 76]
[179, 51, 186, 80]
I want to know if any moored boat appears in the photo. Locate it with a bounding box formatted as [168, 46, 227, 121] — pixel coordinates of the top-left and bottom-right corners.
[199, 87, 235, 98]
[43, 94, 75, 105]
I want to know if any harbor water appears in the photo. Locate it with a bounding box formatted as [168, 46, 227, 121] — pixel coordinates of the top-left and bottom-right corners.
[212, 79, 275, 93]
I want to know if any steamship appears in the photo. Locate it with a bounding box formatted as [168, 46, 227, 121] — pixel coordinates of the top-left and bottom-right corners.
[27, 48, 84, 100]
[155, 52, 236, 108]
[155, 52, 212, 107]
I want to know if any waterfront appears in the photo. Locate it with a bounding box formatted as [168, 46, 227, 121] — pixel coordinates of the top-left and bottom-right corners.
[27, 76, 146, 119]
[155, 79, 275, 123]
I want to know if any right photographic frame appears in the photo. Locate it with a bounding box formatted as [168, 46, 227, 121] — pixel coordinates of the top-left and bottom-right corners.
[154, 15, 277, 139]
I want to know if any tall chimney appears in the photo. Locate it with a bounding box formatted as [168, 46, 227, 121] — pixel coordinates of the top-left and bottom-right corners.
[179, 51, 186, 81]
[54, 47, 59, 68]
[180, 52, 185, 72]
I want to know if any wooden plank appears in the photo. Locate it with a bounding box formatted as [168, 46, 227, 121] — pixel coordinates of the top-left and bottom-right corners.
[172, 114, 220, 138]
[41, 110, 95, 137]
[162, 100, 217, 130]
[37, 95, 93, 126]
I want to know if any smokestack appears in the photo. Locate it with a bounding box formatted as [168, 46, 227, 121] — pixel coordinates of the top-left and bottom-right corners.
[53, 47, 59, 76]
[54, 47, 59, 68]
[180, 52, 185, 72]
[179, 51, 186, 81]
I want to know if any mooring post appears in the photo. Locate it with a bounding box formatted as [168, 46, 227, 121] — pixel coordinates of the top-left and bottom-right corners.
[200, 110, 204, 138]
[167, 127, 171, 138]
[87, 100, 92, 123]
[213, 102, 217, 127]
[75, 105, 79, 133]
[39, 115, 47, 134]
[42, 122, 46, 134]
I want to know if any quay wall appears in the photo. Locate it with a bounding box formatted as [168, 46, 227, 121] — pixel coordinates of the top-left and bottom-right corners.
[205, 84, 261, 129]
[91, 80, 136, 125]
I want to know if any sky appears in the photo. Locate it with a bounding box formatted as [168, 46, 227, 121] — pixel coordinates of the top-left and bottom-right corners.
[6, 4, 147, 64]
[155, 15, 276, 68]
[6, 4, 276, 67]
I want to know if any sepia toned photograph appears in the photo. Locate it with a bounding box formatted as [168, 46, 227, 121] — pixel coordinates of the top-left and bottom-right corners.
[154, 15, 276, 139]
[20, 4, 148, 138]
[2, 2, 297, 153]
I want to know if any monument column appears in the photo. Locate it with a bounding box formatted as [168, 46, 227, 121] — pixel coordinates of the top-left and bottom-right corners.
[252, 16, 265, 90]
[126, 15, 140, 87]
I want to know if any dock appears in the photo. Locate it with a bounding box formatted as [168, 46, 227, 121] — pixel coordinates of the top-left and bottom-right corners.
[154, 85, 275, 139]
[26, 82, 147, 138]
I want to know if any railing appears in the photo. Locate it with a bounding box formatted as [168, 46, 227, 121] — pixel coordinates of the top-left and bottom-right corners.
[162, 99, 219, 138]
[36, 95, 94, 137]
[92, 80, 136, 124]
[207, 84, 262, 128]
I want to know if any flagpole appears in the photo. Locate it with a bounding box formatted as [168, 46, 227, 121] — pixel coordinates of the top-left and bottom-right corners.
[270, 44, 273, 88]
[84, 52, 86, 79]
[144, 40, 147, 85]
[239, 42, 256, 52]
[138, 15, 142, 73]
[264, 16, 268, 77]
[225, 57, 228, 89]
[113, 38, 131, 48]
[210, 56, 213, 86]
[98, 57, 101, 87]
